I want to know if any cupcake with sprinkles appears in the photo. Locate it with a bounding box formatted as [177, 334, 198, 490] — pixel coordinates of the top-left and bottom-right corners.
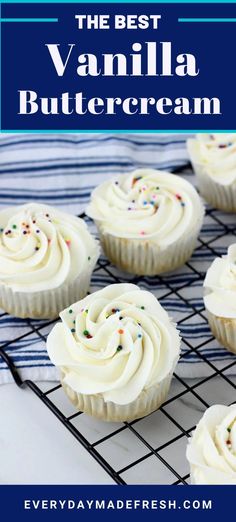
[0, 203, 99, 319]
[186, 404, 236, 484]
[187, 133, 236, 212]
[47, 283, 180, 422]
[86, 169, 204, 275]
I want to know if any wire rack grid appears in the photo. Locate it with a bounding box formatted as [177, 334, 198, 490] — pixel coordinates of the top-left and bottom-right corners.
[0, 165, 236, 485]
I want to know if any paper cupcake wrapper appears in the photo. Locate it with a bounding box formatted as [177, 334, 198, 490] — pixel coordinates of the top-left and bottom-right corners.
[0, 266, 94, 319]
[96, 218, 203, 276]
[61, 371, 173, 422]
[207, 310, 236, 355]
[191, 161, 236, 212]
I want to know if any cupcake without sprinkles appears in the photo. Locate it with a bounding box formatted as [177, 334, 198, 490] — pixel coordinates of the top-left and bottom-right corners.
[47, 283, 181, 422]
[0, 203, 99, 319]
[187, 133, 236, 212]
[86, 169, 204, 275]
[204, 244, 236, 355]
[186, 404, 236, 484]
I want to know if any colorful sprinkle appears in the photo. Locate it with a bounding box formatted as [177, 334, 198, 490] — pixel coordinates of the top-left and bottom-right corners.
[85, 309, 88, 314]
[0, 228, 3, 233]
[175, 194, 182, 200]
[83, 330, 89, 336]
[35, 247, 39, 251]
[88, 256, 91, 261]
[48, 239, 51, 244]
[227, 428, 231, 433]
[65, 239, 71, 247]
[23, 230, 27, 235]
[181, 202, 185, 207]
[36, 229, 40, 234]
[118, 329, 124, 334]
[73, 320, 76, 324]
[45, 213, 50, 217]
[119, 316, 123, 320]
[68, 309, 73, 314]
[86, 334, 93, 339]
[156, 186, 160, 190]
[140, 306, 145, 310]
[143, 201, 147, 205]
[71, 328, 76, 333]
[140, 231, 146, 235]
[219, 142, 233, 148]
[115, 181, 119, 185]
[132, 176, 142, 186]
[32, 220, 36, 224]
[117, 345, 123, 352]
[138, 334, 142, 338]
[12, 224, 17, 230]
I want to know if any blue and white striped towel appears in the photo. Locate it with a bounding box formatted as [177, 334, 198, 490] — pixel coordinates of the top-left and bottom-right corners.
[0, 132, 235, 385]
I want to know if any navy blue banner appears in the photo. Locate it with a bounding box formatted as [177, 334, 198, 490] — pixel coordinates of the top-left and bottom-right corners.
[1, 2, 236, 130]
[0, 485, 234, 521]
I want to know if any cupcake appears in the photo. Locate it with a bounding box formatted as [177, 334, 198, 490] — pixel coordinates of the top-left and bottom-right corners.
[186, 404, 236, 484]
[204, 244, 236, 354]
[0, 203, 99, 319]
[187, 134, 236, 212]
[86, 169, 204, 275]
[47, 283, 180, 422]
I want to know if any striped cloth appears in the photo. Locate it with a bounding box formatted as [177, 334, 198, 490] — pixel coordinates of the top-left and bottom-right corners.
[0, 132, 235, 385]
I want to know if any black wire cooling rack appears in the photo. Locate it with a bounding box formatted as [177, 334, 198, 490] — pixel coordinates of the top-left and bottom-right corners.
[0, 166, 236, 485]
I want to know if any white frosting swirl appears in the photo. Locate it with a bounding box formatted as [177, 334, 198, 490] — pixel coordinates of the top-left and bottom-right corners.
[0, 203, 99, 292]
[204, 245, 236, 318]
[86, 169, 204, 246]
[188, 134, 236, 185]
[186, 404, 236, 484]
[47, 283, 180, 405]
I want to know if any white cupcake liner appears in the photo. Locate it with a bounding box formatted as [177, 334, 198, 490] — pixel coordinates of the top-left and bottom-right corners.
[61, 371, 173, 422]
[207, 310, 236, 355]
[96, 218, 203, 276]
[0, 267, 94, 319]
[191, 161, 236, 212]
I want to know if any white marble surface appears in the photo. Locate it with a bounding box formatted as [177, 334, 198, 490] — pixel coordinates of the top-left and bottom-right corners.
[0, 375, 235, 485]
[0, 382, 115, 485]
